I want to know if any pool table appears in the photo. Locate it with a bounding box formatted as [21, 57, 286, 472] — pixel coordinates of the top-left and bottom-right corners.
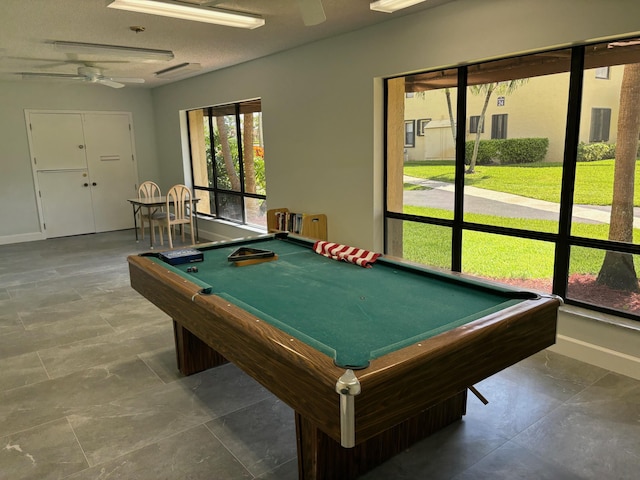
[128, 233, 560, 479]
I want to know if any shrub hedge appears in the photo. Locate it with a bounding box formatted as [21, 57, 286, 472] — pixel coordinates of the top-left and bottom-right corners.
[465, 138, 549, 165]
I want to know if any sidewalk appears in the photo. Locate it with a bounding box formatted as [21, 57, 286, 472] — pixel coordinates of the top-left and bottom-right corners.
[403, 175, 640, 228]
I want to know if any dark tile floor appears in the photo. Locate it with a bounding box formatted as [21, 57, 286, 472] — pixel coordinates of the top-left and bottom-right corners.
[0, 230, 638, 479]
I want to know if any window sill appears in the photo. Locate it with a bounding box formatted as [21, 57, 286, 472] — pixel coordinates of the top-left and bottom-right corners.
[560, 304, 640, 332]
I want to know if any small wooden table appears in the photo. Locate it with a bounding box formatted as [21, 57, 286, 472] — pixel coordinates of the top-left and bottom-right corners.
[127, 196, 200, 248]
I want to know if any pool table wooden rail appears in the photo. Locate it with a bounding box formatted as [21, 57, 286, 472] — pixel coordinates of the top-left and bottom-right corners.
[128, 252, 560, 479]
[129, 254, 346, 434]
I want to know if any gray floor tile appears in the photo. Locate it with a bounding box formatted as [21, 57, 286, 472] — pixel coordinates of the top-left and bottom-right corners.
[464, 370, 563, 439]
[65, 425, 252, 480]
[0, 418, 88, 480]
[361, 418, 509, 480]
[67, 377, 216, 466]
[451, 440, 583, 480]
[37, 319, 173, 378]
[0, 351, 49, 390]
[513, 372, 640, 480]
[206, 397, 297, 477]
[0, 314, 115, 360]
[0, 357, 163, 436]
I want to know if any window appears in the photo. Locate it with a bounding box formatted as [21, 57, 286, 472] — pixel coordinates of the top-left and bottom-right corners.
[491, 114, 508, 139]
[589, 108, 611, 142]
[469, 115, 484, 133]
[385, 37, 640, 321]
[405, 120, 415, 147]
[187, 99, 266, 228]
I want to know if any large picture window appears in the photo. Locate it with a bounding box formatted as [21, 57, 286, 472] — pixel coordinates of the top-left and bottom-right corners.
[187, 99, 266, 228]
[385, 38, 640, 321]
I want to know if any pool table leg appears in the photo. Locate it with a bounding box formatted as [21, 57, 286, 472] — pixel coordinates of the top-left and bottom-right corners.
[295, 390, 467, 480]
[173, 321, 229, 375]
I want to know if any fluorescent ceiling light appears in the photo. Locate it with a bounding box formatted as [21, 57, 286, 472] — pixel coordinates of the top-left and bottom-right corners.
[370, 0, 427, 13]
[155, 62, 202, 79]
[53, 41, 174, 62]
[107, 0, 265, 29]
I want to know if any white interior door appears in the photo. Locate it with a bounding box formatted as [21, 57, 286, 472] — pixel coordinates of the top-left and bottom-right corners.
[29, 113, 87, 170]
[37, 170, 95, 238]
[83, 113, 138, 232]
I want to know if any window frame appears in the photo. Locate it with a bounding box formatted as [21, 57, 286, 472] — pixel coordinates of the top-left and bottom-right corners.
[383, 39, 640, 322]
[186, 99, 265, 226]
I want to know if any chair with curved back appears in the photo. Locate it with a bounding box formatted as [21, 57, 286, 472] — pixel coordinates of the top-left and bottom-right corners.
[137, 181, 165, 245]
[164, 184, 195, 249]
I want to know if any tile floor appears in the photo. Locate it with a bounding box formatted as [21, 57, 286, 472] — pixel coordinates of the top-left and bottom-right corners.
[0, 230, 638, 479]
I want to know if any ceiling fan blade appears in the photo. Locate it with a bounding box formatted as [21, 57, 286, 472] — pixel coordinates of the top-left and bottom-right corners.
[298, 0, 326, 26]
[97, 78, 125, 89]
[107, 76, 145, 84]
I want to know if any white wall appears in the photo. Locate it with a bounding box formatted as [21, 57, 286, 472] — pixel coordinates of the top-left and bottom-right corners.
[150, 0, 640, 379]
[0, 81, 158, 243]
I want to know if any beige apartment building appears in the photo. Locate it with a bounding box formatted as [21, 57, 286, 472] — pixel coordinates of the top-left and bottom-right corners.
[403, 65, 623, 163]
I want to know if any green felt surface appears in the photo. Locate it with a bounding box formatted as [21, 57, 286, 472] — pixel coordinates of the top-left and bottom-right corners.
[150, 237, 532, 369]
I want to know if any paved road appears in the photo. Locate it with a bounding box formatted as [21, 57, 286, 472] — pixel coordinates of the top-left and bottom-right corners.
[403, 176, 640, 227]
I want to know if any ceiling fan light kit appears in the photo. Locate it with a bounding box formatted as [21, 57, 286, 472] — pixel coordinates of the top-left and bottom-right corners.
[107, 0, 265, 29]
[154, 62, 202, 78]
[53, 41, 174, 62]
[370, 0, 428, 13]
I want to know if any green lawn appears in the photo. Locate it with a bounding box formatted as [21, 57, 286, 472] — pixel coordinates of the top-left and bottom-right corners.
[402, 205, 623, 277]
[404, 159, 640, 206]
[400, 160, 640, 279]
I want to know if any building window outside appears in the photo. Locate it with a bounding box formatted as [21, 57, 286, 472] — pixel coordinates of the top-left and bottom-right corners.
[385, 38, 640, 322]
[405, 120, 416, 147]
[469, 115, 483, 133]
[491, 114, 508, 139]
[187, 99, 266, 228]
[589, 108, 611, 142]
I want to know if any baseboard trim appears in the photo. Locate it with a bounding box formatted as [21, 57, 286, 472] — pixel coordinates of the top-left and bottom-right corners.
[549, 334, 640, 380]
[0, 232, 45, 245]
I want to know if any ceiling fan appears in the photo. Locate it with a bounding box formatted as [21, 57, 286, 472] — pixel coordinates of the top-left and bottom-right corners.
[19, 65, 145, 89]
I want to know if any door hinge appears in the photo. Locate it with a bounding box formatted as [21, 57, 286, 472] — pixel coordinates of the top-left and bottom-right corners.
[43, 223, 46, 230]
[29, 123, 32, 131]
[38, 190, 41, 198]
[34, 157, 37, 165]
[129, 124, 131, 131]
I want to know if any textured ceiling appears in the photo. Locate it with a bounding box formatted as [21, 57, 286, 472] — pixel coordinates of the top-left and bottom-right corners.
[0, 0, 456, 88]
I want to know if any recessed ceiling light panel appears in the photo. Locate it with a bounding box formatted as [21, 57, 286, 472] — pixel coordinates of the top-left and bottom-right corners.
[370, 0, 428, 13]
[107, 0, 265, 29]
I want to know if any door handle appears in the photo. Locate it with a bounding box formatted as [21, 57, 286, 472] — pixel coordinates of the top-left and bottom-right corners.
[83, 183, 89, 187]
[92, 182, 97, 186]
[79, 145, 85, 149]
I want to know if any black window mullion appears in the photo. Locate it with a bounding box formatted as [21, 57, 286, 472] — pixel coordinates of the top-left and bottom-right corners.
[553, 46, 585, 297]
[207, 107, 222, 217]
[452, 66, 468, 272]
[234, 103, 246, 224]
